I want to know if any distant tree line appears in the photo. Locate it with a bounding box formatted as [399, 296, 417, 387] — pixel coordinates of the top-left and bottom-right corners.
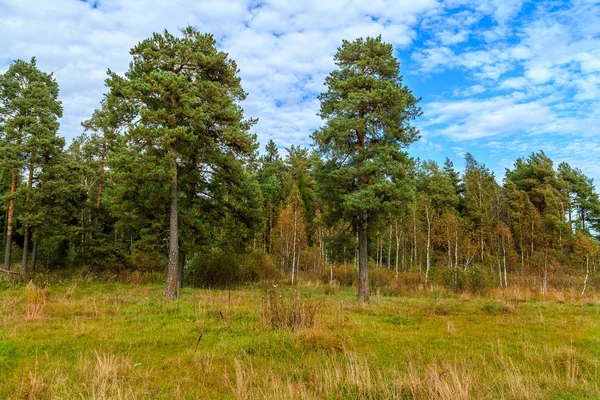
[1, 28, 599, 300]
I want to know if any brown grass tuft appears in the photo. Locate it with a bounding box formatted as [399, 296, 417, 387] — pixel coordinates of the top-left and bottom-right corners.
[261, 286, 318, 330]
[24, 281, 47, 321]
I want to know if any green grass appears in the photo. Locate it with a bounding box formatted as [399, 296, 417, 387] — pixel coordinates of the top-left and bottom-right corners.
[1, 280, 600, 399]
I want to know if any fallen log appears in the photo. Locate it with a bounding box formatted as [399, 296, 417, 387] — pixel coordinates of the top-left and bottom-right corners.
[0, 268, 20, 275]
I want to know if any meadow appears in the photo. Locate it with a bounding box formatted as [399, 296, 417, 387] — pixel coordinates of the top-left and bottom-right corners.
[1, 276, 600, 399]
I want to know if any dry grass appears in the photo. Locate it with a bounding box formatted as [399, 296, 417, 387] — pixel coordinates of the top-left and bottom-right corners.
[2, 281, 600, 399]
[261, 286, 318, 330]
[24, 281, 47, 321]
[81, 351, 135, 399]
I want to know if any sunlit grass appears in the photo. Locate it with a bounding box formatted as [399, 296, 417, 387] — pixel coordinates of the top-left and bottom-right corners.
[1, 279, 599, 399]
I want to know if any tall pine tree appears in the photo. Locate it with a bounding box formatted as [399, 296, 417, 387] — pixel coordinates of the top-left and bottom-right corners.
[313, 36, 421, 301]
[93, 27, 258, 298]
[0, 58, 62, 273]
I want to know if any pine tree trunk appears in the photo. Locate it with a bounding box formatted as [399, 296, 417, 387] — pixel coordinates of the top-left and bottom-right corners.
[4, 172, 17, 270]
[358, 211, 369, 302]
[165, 155, 179, 300]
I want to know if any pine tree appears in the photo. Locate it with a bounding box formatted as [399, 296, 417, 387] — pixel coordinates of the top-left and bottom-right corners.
[313, 36, 421, 301]
[94, 27, 257, 298]
[0, 58, 63, 273]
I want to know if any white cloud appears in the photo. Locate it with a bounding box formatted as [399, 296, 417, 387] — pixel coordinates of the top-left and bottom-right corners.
[1, 0, 599, 182]
[423, 96, 553, 140]
[524, 66, 552, 84]
[0, 0, 441, 149]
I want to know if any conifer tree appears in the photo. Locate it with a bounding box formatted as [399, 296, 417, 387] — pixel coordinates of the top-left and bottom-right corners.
[313, 36, 421, 301]
[94, 27, 257, 298]
[0, 58, 62, 273]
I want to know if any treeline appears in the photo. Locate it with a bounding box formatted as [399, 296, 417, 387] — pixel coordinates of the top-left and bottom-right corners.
[1, 28, 599, 299]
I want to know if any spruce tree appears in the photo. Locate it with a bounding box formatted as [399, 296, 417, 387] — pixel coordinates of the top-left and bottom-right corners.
[313, 36, 421, 301]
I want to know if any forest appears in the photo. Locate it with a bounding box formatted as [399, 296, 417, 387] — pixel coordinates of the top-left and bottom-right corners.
[1, 27, 600, 300]
[2, 26, 600, 400]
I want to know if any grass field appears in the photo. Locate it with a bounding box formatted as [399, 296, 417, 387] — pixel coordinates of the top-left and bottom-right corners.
[1, 279, 600, 399]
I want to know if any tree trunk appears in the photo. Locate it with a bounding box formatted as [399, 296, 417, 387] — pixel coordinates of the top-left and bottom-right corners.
[358, 211, 369, 302]
[582, 254, 589, 295]
[4, 172, 17, 270]
[165, 154, 179, 300]
[447, 239, 452, 269]
[542, 250, 548, 295]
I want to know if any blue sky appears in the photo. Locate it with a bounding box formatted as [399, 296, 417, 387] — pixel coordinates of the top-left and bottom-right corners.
[1, 0, 599, 182]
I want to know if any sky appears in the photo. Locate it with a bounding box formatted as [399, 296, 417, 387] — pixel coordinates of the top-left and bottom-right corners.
[1, 0, 599, 182]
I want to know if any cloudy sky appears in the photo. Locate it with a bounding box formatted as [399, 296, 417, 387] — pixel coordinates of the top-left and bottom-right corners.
[1, 0, 599, 181]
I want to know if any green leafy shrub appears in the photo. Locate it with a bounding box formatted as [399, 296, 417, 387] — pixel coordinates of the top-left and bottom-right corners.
[465, 265, 495, 293]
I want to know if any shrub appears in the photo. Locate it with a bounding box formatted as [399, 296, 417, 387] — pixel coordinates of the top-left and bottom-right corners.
[75, 240, 131, 272]
[369, 265, 396, 291]
[247, 251, 281, 281]
[321, 265, 357, 286]
[465, 265, 495, 293]
[435, 267, 467, 292]
[131, 249, 167, 273]
[188, 249, 257, 288]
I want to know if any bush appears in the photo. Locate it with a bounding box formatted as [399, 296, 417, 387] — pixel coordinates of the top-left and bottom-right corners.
[75, 240, 131, 272]
[188, 249, 257, 288]
[131, 249, 167, 273]
[435, 267, 467, 292]
[247, 251, 281, 281]
[369, 265, 396, 291]
[465, 265, 495, 293]
[321, 265, 357, 286]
